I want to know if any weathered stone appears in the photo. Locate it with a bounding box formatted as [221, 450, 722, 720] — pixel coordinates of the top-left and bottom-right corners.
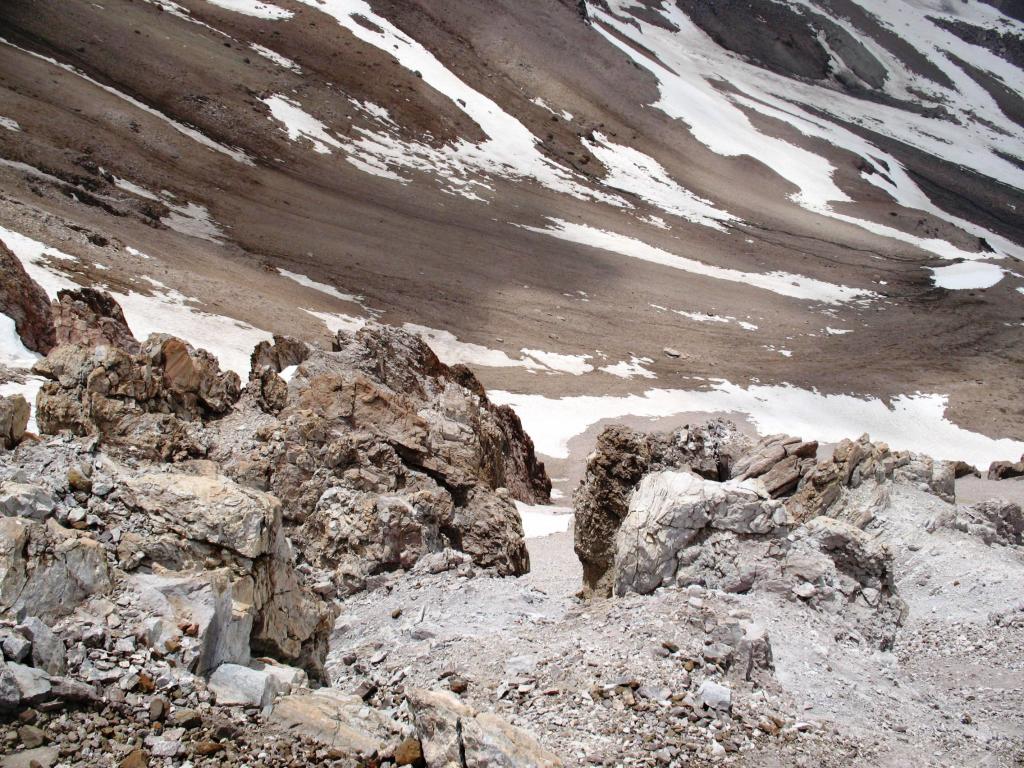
[0, 396, 31, 449]
[16, 618, 65, 675]
[407, 688, 562, 768]
[270, 688, 402, 756]
[612, 472, 785, 596]
[698, 681, 732, 712]
[207, 663, 286, 708]
[0, 518, 112, 623]
[0, 482, 57, 521]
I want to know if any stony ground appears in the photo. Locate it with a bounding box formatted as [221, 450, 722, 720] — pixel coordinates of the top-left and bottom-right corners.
[324, 480, 1024, 768]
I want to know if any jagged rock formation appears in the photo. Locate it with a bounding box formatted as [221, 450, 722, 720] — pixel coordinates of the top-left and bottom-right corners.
[0, 288, 561, 766]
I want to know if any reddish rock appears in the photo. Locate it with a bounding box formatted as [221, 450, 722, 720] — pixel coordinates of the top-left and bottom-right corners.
[0, 240, 56, 354]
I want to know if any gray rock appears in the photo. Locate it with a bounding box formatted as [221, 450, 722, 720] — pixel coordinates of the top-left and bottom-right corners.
[207, 663, 287, 708]
[7, 662, 51, 704]
[0, 482, 57, 521]
[16, 618, 66, 676]
[0, 658, 22, 710]
[612, 472, 784, 596]
[697, 680, 732, 712]
[407, 688, 562, 768]
[1, 631, 30, 663]
[0, 395, 31, 450]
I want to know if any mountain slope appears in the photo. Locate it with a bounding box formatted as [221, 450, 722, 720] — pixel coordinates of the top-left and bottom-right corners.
[1, 0, 1022, 465]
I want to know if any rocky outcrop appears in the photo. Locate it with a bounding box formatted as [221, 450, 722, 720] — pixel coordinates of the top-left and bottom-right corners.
[51, 288, 141, 353]
[606, 470, 904, 648]
[0, 395, 30, 449]
[929, 499, 1024, 546]
[575, 423, 958, 596]
[988, 455, 1024, 480]
[212, 326, 543, 586]
[33, 333, 241, 459]
[0, 241, 55, 354]
[574, 421, 751, 596]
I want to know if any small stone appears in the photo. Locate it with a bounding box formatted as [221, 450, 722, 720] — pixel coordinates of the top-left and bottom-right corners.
[170, 709, 202, 729]
[697, 681, 732, 713]
[663, 347, 681, 358]
[19, 725, 46, 749]
[194, 742, 225, 756]
[792, 582, 817, 600]
[2, 633, 31, 663]
[67, 467, 93, 493]
[448, 676, 468, 694]
[394, 737, 424, 766]
[119, 750, 147, 768]
[391, 608, 403, 619]
[149, 697, 169, 722]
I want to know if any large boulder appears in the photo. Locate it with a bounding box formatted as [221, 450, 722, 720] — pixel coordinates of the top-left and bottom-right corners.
[574, 421, 752, 596]
[51, 288, 141, 354]
[612, 471, 787, 596]
[0, 395, 30, 449]
[0, 517, 112, 623]
[118, 468, 333, 678]
[407, 688, 562, 768]
[0, 241, 55, 354]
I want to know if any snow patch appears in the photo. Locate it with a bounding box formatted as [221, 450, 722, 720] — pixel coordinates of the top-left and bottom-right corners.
[527, 219, 872, 305]
[515, 501, 573, 539]
[203, 0, 292, 19]
[583, 132, 736, 231]
[249, 44, 302, 72]
[304, 309, 366, 335]
[0, 117, 20, 132]
[491, 382, 1024, 469]
[279, 269, 365, 306]
[930, 261, 1004, 290]
[262, 95, 342, 154]
[599, 356, 657, 379]
[0, 313, 40, 369]
[520, 349, 593, 375]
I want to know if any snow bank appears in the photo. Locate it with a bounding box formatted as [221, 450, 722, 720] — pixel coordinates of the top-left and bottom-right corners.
[930, 262, 1004, 290]
[491, 381, 1024, 469]
[524, 219, 873, 305]
[515, 501, 573, 539]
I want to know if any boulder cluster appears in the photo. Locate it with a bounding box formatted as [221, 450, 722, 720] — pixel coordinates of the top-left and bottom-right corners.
[572, 423, 973, 650]
[1, 284, 553, 767]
